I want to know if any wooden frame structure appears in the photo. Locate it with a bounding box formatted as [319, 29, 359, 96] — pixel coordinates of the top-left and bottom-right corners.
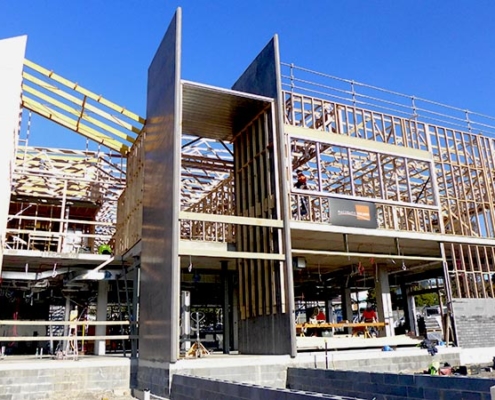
[7, 142, 125, 254]
[3, 59, 144, 285]
[5, 29, 495, 363]
[21, 59, 143, 155]
[116, 60, 495, 303]
[5, 58, 146, 259]
[280, 62, 495, 300]
[7, 60, 145, 258]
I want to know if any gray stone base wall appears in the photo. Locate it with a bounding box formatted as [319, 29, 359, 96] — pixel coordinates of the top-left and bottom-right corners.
[170, 374, 364, 400]
[0, 358, 130, 400]
[293, 347, 462, 377]
[287, 368, 495, 400]
[170, 356, 290, 389]
[452, 299, 495, 348]
[168, 349, 461, 391]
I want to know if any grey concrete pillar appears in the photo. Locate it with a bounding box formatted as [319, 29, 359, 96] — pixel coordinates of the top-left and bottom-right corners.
[131, 264, 140, 358]
[221, 261, 230, 354]
[375, 265, 394, 337]
[232, 286, 239, 350]
[406, 286, 418, 335]
[180, 290, 191, 351]
[324, 300, 330, 323]
[342, 287, 353, 322]
[342, 287, 354, 335]
[327, 302, 335, 323]
[95, 280, 109, 355]
[63, 295, 71, 351]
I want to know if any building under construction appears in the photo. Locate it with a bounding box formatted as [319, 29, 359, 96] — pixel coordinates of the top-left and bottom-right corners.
[1, 8, 495, 397]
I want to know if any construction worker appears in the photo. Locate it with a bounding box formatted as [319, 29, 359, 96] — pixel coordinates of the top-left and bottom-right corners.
[294, 170, 308, 216]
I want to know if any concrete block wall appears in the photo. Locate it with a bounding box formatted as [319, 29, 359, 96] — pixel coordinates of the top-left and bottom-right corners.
[170, 374, 364, 400]
[452, 299, 495, 348]
[459, 346, 495, 366]
[170, 355, 291, 389]
[287, 368, 495, 400]
[295, 348, 461, 375]
[168, 348, 461, 392]
[0, 358, 130, 400]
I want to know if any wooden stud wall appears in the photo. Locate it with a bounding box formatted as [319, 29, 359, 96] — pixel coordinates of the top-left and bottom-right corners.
[431, 128, 495, 299]
[181, 175, 235, 242]
[448, 243, 495, 299]
[289, 136, 438, 233]
[284, 89, 495, 299]
[235, 110, 282, 320]
[284, 92, 428, 150]
[115, 133, 144, 256]
[7, 146, 123, 253]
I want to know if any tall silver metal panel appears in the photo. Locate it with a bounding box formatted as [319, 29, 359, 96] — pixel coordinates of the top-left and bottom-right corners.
[138, 8, 181, 396]
[232, 37, 296, 356]
[0, 35, 27, 276]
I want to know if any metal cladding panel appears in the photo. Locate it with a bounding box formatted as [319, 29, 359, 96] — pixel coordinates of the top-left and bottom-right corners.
[182, 81, 271, 140]
[238, 314, 292, 354]
[140, 9, 181, 364]
[232, 38, 277, 98]
[0, 36, 27, 275]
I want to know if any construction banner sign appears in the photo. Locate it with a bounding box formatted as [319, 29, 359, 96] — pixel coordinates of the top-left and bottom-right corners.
[328, 198, 378, 229]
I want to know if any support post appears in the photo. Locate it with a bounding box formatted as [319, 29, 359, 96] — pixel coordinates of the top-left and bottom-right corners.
[222, 261, 230, 354]
[407, 290, 418, 336]
[95, 280, 108, 355]
[180, 290, 191, 352]
[232, 285, 239, 350]
[342, 287, 353, 335]
[343, 287, 353, 322]
[131, 263, 140, 358]
[63, 294, 71, 351]
[375, 265, 394, 337]
[403, 283, 418, 335]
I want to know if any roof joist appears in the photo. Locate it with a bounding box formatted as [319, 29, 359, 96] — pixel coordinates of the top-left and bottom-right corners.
[21, 59, 145, 155]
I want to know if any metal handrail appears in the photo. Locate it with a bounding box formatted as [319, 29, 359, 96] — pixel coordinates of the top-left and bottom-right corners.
[281, 61, 495, 137]
[0, 320, 138, 342]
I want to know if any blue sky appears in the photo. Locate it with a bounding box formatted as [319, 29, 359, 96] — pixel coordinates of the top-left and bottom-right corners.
[2, 1, 495, 149]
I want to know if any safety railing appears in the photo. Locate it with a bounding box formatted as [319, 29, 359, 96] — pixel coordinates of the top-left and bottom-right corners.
[5, 221, 113, 255]
[0, 320, 138, 359]
[180, 219, 236, 243]
[180, 175, 236, 243]
[281, 62, 495, 139]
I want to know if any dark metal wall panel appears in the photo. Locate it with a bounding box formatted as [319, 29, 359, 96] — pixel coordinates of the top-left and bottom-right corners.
[232, 37, 296, 356]
[232, 38, 277, 98]
[139, 8, 181, 368]
[238, 311, 292, 355]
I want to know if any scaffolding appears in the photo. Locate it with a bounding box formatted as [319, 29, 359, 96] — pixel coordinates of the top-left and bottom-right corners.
[7, 143, 126, 254]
